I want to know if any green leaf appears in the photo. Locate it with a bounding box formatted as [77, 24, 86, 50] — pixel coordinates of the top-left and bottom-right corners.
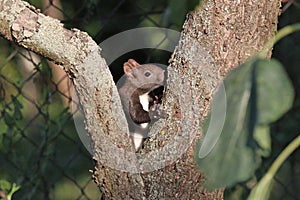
[255, 59, 294, 124]
[0, 179, 11, 193]
[6, 183, 20, 200]
[254, 125, 271, 157]
[0, 180, 20, 200]
[195, 58, 294, 189]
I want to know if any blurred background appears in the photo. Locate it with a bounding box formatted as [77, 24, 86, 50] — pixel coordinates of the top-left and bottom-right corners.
[0, 0, 299, 199]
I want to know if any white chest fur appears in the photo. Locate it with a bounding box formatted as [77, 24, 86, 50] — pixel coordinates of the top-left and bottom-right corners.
[132, 92, 151, 151]
[139, 92, 150, 112]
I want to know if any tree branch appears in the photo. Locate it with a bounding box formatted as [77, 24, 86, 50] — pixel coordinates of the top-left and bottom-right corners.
[0, 0, 133, 155]
[0, 0, 282, 199]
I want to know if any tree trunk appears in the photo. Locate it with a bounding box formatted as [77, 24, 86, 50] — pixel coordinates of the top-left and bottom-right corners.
[0, 0, 281, 199]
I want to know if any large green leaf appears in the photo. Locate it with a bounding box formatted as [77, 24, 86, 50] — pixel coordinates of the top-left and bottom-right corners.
[255, 59, 294, 123]
[195, 58, 294, 189]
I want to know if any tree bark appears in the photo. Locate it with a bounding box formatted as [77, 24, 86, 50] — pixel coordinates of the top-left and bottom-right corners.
[0, 0, 281, 199]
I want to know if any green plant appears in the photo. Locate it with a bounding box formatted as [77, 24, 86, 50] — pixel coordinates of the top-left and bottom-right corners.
[195, 23, 300, 199]
[0, 180, 20, 200]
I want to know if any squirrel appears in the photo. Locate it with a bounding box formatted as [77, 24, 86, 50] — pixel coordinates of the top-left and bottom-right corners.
[118, 59, 165, 152]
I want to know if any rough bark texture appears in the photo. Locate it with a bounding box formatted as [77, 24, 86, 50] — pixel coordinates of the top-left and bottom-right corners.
[0, 0, 281, 199]
[149, 0, 282, 199]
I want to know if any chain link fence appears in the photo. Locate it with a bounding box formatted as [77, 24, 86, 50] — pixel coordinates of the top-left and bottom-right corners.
[0, 0, 300, 199]
[0, 1, 172, 199]
[0, 44, 100, 199]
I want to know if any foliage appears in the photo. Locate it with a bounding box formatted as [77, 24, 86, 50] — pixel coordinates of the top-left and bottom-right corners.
[1, 0, 300, 199]
[0, 180, 20, 200]
[195, 57, 294, 188]
[195, 23, 300, 199]
[0, 51, 99, 199]
[248, 135, 300, 200]
[1, 0, 197, 199]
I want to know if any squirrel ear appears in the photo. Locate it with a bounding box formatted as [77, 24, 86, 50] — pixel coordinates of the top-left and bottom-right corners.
[123, 59, 140, 75]
[127, 59, 140, 67]
[123, 64, 132, 75]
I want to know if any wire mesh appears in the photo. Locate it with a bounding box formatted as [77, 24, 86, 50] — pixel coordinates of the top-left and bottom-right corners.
[0, 0, 299, 199]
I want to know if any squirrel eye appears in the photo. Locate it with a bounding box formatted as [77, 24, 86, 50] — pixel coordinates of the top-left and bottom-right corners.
[144, 71, 151, 77]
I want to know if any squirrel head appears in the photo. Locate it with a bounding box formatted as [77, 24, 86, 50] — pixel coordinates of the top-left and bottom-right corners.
[123, 59, 165, 90]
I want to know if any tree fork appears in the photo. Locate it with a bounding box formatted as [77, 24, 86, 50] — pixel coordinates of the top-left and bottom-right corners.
[0, 0, 282, 199]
